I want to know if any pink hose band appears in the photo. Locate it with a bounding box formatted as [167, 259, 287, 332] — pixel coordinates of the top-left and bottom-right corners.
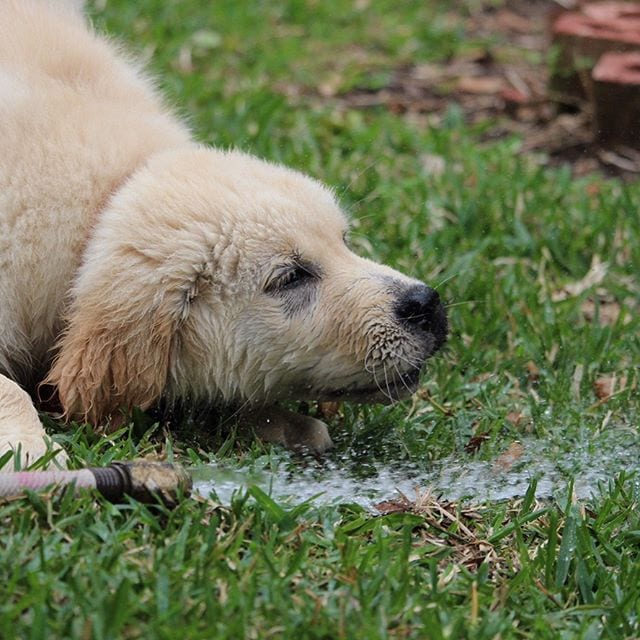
[0, 469, 95, 496]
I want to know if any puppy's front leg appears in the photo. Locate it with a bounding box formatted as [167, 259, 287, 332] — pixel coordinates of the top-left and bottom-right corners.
[0, 374, 68, 468]
[246, 405, 334, 454]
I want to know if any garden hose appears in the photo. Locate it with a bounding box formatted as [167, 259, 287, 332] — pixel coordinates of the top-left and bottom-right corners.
[0, 460, 192, 507]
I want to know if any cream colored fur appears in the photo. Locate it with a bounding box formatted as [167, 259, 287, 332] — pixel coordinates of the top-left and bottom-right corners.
[0, 373, 68, 467]
[0, 0, 445, 466]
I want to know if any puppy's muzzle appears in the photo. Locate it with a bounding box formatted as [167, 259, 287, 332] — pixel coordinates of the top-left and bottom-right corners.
[395, 283, 448, 355]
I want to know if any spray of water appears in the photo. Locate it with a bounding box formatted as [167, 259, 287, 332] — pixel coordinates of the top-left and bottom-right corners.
[194, 429, 640, 509]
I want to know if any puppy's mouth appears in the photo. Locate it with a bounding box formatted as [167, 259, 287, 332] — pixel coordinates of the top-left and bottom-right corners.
[322, 366, 422, 404]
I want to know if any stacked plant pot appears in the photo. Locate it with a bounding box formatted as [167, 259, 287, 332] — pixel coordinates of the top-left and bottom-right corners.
[550, 1, 640, 149]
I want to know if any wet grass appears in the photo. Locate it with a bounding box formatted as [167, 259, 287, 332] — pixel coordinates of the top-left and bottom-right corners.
[1, 0, 639, 637]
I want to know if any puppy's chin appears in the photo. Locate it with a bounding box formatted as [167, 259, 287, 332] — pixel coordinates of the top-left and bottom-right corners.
[322, 387, 413, 405]
[278, 368, 422, 405]
[324, 371, 421, 404]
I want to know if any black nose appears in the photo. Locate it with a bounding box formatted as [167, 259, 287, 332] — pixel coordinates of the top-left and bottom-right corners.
[395, 283, 448, 354]
[395, 284, 439, 326]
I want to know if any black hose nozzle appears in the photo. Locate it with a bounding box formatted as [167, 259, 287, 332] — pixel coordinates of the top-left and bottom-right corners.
[90, 460, 192, 507]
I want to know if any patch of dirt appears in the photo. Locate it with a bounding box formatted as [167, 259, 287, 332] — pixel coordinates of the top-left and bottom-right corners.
[309, 0, 640, 179]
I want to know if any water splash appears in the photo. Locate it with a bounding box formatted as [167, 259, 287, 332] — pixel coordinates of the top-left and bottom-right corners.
[193, 429, 640, 508]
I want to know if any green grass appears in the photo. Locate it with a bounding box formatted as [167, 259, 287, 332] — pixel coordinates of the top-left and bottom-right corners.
[2, 0, 640, 637]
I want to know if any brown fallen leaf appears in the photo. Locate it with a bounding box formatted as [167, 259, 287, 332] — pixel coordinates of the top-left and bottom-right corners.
[374, 498, 412, 515]
[505, 411, 526, 427]
[471, 372, 494, 384]
[593, 376, 614, 400]
[581, 297, 622, 326]
[501, 87, 529, 112]
[493, 442, 524, 472]
[526, 360, 540, 382]
[457, 75, 505, 95]
[465, 431, 490, 454]
[593, 374, 627, 401]
[551, 255, 608, 302]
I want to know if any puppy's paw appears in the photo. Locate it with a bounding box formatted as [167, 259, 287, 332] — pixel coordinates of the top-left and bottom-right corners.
[247, 406, 334, 454]
[0, 374, 69, 469]
[282, 413, 334, 454]
[0, 434, 69, 469]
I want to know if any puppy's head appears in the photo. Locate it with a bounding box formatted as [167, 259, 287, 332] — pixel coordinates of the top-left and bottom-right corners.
[49, 148, 447, 421]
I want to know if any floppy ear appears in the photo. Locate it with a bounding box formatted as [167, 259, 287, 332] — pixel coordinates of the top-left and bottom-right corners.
[46, 270, 187, 425]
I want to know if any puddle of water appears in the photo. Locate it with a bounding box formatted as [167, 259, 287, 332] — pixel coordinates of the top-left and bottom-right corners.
[193, 429, 640, 508]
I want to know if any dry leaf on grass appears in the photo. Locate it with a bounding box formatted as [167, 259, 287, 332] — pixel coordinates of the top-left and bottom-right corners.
[593, 375, 628, 401]
[581, 297, 622, 326]
[457, 75, 505, 94]
[465, 432, 490, 454]
[505, 411, 527, 427]
[551, 255, 608, 302]
[375, 496, 413, 515]
[493, 442, 524, 472]
[471, 372, 495, 384]
[525, 360, 540, 382]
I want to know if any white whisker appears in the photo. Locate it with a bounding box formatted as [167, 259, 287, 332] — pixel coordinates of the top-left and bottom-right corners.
[392, 361, 416, 397]
[434, 270, 463, 290]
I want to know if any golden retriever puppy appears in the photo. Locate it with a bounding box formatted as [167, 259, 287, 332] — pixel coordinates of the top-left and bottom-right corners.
[0, 0, 447, 463]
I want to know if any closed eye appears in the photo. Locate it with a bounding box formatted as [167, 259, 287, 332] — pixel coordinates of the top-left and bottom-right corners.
[265, 260, 319, 293]
[273, 266, 312, 291]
